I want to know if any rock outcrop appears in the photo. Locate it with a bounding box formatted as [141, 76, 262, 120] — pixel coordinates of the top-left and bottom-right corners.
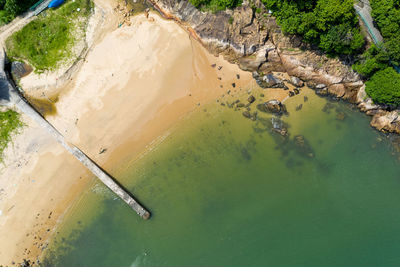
[257, 99, 286, 114]
[252, 72, 286, 89]
[10, 61, 32, 80]
[148, 0, 400, 134]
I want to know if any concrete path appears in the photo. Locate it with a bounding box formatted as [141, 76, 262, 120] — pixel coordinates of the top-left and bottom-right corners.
[0, 49, 150, 219]
[354, 0, 384, 45]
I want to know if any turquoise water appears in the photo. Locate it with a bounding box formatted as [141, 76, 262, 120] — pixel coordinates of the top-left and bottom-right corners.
[43, 90, 400, 266]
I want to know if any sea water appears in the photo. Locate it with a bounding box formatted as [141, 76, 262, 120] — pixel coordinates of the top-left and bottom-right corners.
[42, 89, 400, 266]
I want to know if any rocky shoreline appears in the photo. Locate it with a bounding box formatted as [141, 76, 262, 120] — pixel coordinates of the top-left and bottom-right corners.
[148, 0, 400, 134]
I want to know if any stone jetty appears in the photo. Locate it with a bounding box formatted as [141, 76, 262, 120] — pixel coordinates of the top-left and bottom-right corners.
[0, 48, 150, 219]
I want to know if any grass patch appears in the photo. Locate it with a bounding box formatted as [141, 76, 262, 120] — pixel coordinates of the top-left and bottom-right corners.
[189, 0, 242, 12]
[0, 110, 23, 161]
[5, 0, 93, 73]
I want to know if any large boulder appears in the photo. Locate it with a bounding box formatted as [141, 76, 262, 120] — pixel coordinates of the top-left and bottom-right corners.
[370, 110, 400, 134]
[253, 72, 286, 89]
[11, 61, 32, 80]
[289, 76, 304, 87]
[257, 99, 286, 114]
[239, 46, 271, 71]
[247, 95, 256, 103]
[271, 117, 288, 136]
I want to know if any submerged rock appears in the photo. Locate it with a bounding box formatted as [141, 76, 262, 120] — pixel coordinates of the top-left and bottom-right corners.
[258, 99, 286, 114]
[322, 103, 335, 113]
[248, 95, 256, 103]
[294, 135, 314, 158]
[315, 88, 328, 96]
[242, 110, 251, 118]
[336, 112, 346, 121]
[295, 104, 303, 111]
[271, 117, 288, 136]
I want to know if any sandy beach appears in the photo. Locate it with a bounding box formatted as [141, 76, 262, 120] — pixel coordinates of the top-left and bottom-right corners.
[0, 0, 290, 263]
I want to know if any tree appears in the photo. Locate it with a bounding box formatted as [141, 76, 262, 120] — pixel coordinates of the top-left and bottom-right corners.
[365, 67, 400, 106]
[4, 0, 19, 17]
[352, 44, 390, 78]
[262, 0, 364, 55]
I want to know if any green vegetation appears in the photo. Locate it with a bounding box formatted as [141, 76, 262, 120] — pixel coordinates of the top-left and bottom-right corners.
[365, 67, 400, 106]
[0, 110, 23, 160]
[5, 0, 92, 72]
[352, 0, 400, 106]
[255, 0, 400, 106]
[189, 0, 242, 12]
[354, 0, 400, 78]
[0, 0, 37, 25]
[262, 0, 364, 56]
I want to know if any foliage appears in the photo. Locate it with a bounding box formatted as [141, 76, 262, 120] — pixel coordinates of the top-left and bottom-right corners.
[6, 0, 92, 72]
[351, 0, 400, 105]
[262, 0, 364, 56]
[0, 0, 37, 25]
[352, 44, 389, 78]
[365, 67, 400, 106]
[369, 0, 400, 68]
[189, 0, 242, 12]
[0, 110, 23, 160]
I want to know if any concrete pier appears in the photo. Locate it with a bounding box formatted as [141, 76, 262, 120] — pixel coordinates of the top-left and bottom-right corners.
[0, 49, 150, 219]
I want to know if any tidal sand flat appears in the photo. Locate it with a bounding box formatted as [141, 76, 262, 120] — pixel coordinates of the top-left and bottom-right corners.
[0, 9, 265, 264]
[43, 88, 400, 266]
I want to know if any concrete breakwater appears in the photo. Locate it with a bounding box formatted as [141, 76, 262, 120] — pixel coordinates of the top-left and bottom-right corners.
[0, 49, 150, 219]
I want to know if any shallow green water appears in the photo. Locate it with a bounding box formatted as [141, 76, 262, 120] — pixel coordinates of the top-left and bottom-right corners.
[44, 90, 400, 267]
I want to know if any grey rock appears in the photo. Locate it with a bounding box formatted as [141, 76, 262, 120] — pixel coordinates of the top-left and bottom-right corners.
[254, 73, 286, 89]
[289, 76, 304, 87]
[271, 117, 288, 136]
[315, 88, 328, 96]
[242, 110, 251, 118]
[258, 99, 286, 114]
[294, 135, 314, 158]
[248, 95, 256, 103]
[11, 61, 32, 80]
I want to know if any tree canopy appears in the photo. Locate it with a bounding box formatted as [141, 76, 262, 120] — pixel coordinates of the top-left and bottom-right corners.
[262, 0, 364, 55]
[365, 67, 400, 106]
[189, 0, 242, 11]
[0, 0, 37, 25]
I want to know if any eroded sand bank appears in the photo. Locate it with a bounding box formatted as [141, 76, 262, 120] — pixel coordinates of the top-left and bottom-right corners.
[0, 6, 286, 264]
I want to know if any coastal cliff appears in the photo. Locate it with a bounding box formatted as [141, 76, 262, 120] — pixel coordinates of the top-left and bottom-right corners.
[148, 0, 400, 134]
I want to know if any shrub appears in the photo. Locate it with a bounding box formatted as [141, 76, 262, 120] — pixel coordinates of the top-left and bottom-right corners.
[0, 0, 37, 25]
[352, 44, 390, 78]
[365, 67, 400, 106]
[189, 0, 242, 11]
[262, 0, 364, 56]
